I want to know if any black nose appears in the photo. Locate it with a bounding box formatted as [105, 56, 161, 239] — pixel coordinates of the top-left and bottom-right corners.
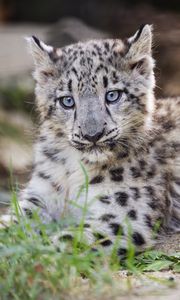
[83, 130, 104, 143]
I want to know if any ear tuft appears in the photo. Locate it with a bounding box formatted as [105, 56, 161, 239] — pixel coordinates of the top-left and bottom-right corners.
[25, 36, 55, 67]
[127, 24, 153, 57]
[31, 36, 45, 51]
[26, 36, 62, 82]
[26, 36, 54, 52]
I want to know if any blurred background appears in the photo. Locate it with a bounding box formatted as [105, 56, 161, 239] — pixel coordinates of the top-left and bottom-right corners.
[0, 0, 180, 201]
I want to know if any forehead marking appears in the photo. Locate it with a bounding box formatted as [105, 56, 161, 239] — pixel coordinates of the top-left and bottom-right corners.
[68, 79, 72, 92]
[104, 42, 110, 51]
[71, 67, 79, 79]
[95, 64, 108, 74]
[103, 76, 108, 88]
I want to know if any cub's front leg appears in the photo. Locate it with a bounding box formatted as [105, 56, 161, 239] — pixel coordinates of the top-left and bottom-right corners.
[0, 171, 67, 228]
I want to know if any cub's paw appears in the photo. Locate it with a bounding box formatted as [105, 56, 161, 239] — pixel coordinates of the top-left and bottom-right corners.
[0, 214, 17, 229]
[50, 230, 73, 244]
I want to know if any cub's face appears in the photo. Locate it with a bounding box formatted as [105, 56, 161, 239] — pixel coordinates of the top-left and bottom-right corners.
[28, 25, 155, 162]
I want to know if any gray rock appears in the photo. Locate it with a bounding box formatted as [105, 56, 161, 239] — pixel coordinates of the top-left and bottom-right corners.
[0, 191, 10, 207]
[0, 24, 48, 80]
[47, 17, 109, 48]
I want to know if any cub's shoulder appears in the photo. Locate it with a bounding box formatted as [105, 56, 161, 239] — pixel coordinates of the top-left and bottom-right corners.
[155, 97, 180, 133]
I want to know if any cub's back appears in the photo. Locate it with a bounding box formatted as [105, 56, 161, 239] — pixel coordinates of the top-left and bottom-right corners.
[154, 97, 180, 231]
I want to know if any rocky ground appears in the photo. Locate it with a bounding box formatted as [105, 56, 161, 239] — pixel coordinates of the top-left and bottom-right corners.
[75, 270, 180, 300]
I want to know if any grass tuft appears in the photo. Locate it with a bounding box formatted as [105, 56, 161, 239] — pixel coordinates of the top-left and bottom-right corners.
[0, 181, 179, 299]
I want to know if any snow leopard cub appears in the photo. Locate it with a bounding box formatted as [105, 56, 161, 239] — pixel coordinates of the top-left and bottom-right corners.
[2, 25, 180, 254]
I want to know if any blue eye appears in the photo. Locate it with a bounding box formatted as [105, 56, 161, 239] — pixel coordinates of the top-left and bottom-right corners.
[105, 90, 123, 103]
[59, 96, 75, 109]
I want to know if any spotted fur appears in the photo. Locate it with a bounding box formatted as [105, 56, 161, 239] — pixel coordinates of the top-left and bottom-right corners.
[1, 25, 179, 254]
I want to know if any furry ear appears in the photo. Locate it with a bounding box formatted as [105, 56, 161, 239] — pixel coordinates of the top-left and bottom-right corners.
[26, 36, 55, 66]
[127, 24, 153, 58]
[125, 25, 154, 77]
[26, 36, 62, 81]
[26, 36, 63, 66]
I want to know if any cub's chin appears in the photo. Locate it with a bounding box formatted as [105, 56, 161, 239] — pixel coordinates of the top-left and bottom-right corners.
[81, 147, 115, 164]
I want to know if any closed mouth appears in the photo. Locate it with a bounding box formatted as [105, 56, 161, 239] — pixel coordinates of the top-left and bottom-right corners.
[71, 139, 117, 152]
